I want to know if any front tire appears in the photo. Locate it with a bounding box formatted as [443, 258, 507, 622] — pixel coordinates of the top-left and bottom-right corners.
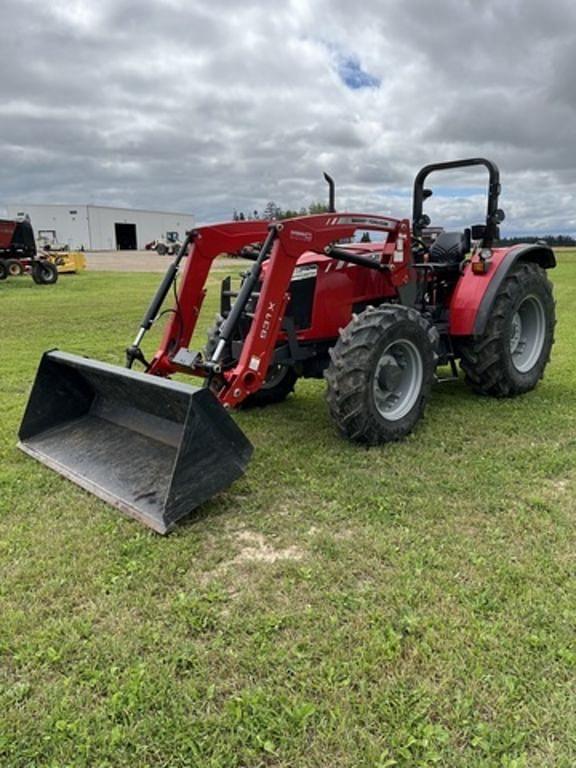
[0, 261, 7, 281]
[325, 305, 438, 444]
[31, 261, 59, 285]
[205, 314, 297, 407]
[460, 262, 555, 396]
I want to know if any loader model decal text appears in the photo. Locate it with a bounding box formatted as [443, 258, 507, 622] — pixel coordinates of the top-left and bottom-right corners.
[335, 216, 396, 229]
[259, 302, 277, 339]
[290, 230, 313, 242]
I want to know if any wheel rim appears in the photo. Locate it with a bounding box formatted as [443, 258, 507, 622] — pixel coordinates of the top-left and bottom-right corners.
[8, 263, 22, 276]
[372, 339, 423, 421]
[509, 295, 546, 373]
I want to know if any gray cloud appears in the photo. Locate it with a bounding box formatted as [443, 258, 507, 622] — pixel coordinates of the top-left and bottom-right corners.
[1, 0, 575, 231]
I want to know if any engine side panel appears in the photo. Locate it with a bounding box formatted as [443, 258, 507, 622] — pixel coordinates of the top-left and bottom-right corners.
[254, 246, 400, 342]
[300, 259, 398, 341]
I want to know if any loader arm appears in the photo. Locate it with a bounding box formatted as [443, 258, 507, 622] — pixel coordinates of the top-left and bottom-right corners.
[146, 221, 270, 376]
[215, 213, 410, 407]
[145, 214, 408, 395]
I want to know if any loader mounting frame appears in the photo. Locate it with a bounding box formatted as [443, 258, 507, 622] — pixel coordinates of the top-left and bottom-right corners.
[130, 213, 412, 409]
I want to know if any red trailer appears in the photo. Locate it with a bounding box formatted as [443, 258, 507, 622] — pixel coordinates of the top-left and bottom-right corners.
[0, 218, 58, 283]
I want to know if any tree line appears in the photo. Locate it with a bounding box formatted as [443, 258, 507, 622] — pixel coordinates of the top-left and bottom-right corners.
[497, 235, 576, 247]
[232, 201, 329, 221]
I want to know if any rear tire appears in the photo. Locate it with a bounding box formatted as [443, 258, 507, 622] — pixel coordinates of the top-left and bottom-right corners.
[6, 259, 23, 276]
[205, 314, 297, 407]
[0, 261, 7, 281]
[459, 262, 555, 396]
[31, 261, 59, 285]
[325, 305, 438, 444]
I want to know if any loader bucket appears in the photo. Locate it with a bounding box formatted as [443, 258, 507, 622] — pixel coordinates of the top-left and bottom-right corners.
[18, 351, 253, 533]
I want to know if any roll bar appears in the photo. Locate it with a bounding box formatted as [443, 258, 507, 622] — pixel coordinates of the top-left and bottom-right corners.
[412, 158, 502, 248]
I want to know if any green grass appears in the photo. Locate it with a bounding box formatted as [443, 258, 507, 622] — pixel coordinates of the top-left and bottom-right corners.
[1, 255, 576, 767]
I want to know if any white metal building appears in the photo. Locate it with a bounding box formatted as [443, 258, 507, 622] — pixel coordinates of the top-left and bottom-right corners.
[3, 204, 195, 251]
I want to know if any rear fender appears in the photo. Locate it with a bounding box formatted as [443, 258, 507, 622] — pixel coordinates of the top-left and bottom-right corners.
[449, 244, 556, 336]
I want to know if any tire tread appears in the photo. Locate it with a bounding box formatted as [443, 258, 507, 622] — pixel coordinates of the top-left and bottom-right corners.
[460, 262, 555, 396]
[325, 304, 438, 444]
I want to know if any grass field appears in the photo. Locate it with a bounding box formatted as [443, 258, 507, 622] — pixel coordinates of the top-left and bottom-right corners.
[1, 254, 576, 767]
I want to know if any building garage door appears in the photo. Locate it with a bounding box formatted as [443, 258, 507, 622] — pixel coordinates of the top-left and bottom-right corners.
[115, 223, 137, 250]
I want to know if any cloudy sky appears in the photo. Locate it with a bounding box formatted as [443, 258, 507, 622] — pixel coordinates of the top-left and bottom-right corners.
[1, 0, 576, 233]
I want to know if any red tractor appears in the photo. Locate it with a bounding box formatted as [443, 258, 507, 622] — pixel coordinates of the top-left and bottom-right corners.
[19, 159, 556, 532]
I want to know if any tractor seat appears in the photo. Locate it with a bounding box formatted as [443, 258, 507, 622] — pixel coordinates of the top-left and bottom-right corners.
[428, 231, 468, 266]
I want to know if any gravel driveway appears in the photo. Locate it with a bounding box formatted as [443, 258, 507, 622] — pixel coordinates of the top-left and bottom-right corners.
[85, 251, 250, 272]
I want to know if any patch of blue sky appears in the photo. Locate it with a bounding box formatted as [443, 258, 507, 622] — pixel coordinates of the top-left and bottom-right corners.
[337, 54, 381, 89]
[317, 39, 380, 90]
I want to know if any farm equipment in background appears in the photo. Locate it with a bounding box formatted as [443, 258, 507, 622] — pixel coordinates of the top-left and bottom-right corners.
[37, 230, 87, 273]
[19, 159, 556, 533]
[145, 231, 182, 255]
[0, 217, 58, 284]
[45, 250, 87, 274]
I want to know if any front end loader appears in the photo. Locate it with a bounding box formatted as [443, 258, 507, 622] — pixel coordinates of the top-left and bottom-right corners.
[19, 159, 557, 532]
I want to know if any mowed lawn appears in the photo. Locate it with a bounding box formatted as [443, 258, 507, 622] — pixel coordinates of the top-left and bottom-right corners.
[1, 253, 576, 768]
